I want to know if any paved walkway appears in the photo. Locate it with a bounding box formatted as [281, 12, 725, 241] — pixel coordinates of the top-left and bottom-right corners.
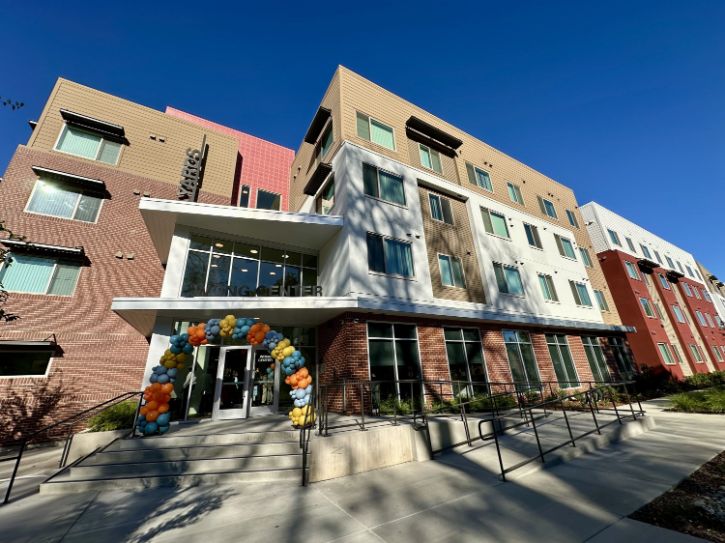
[0, 400, 722, 542]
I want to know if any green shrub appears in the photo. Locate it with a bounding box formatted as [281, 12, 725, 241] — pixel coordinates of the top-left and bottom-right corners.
[684, 371, 725, 390]
[668, 386, 725, 414]
[87, 401, 138, 432]
[378, 397, 414, 416]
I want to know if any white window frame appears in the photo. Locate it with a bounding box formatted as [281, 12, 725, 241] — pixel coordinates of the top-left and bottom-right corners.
[689, 344, 704, 363]
[0, 254, 81, 297]
[607, 229, 621, 247]
[625, 261, 640, 280]
[538, 273, 559, 302]
[658, 274, 671, 290]
[53, 123, 123, 165]
[657, 343, 676, 365]
[0, 351, 54, 379]
[437, 253, 466, 289]
[24, 178, 104, 224]
[570, 280, 593, 307]
[428, 193, 454, 225]
[625, 237, 637, 253]
[640, 297, 656, 318]
[672, 304, 687, 324]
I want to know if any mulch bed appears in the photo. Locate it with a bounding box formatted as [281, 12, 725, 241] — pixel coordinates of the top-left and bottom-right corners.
[629, 450, 725, 542]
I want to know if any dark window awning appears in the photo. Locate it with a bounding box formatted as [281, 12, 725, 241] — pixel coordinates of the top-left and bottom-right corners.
[1, 240, 85, 260]
[303, 107, 332, 144]
[31, 166, 107, 193]
[666, 270, 684, 282]
[60, 109, 125, 143]
[637, 258, 659, 271]
[303, 162, 333, 196]
[417, 179, 468, 202]
[406, 116, 463, 158]
[0, 340, 58, 352]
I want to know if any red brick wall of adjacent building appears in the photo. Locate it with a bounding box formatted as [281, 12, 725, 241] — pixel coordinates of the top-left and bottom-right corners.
[316, 312, 628, 415]
[0, 146, 228, 442]
[676, 278, 725, 370]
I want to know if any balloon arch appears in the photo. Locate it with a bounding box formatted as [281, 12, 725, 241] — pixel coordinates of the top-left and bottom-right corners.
[136, 315, 315, 436]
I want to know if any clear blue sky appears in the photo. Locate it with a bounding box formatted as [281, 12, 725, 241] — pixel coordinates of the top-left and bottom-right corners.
[2, 1, 723, 276]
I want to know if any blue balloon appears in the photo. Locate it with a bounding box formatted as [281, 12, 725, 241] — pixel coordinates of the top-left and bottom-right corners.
[241, 325, 249, 334]
[305, 385, 312, 394]
[150, 374, 158, 383]
[153, 365, 166, 374]
[180, 333, 189, 341]
[156, 413, 170, 426]
[183, 343, 193, 354]
[158, 374, 170, 384]
[169, 345, 181, 354]
[159, 425, 170, 434]
[167, 368, 178, 378]
[144, 422, 159, 435]
[170, 335, 180, 344]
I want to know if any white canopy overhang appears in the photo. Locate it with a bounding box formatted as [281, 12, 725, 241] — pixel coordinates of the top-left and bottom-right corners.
[139, 198, 343, 264]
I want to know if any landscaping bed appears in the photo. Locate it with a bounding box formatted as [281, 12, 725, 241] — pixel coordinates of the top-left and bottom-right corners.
[668, 386, 725, 414]
[630, 450, 725, 542]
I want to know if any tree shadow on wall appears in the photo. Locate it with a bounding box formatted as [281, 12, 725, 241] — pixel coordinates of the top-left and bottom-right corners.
[0, 375, 65, 444]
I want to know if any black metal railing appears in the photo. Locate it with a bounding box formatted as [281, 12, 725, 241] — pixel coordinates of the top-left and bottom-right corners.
[478, 381, 644, 481]
[298, 385, 317, 487]
[1, 391, 143, 505]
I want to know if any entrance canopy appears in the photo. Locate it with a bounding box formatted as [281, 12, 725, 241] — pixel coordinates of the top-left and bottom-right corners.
[139, 198, 343, 264]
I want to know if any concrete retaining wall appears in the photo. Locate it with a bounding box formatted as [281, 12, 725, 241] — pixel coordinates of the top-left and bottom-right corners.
[66, 430, 128, 465]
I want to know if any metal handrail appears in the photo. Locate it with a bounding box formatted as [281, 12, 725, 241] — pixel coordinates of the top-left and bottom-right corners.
[2, 390, 143, 504]
[298, 386, 317, 486]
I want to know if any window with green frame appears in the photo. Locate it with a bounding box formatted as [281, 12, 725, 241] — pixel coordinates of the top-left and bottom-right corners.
[503, 330, 540, 389]
[582, 336, 611, 382]
[546, 334, 579, 387]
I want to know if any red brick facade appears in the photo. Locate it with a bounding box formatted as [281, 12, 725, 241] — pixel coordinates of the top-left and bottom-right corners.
[0, 146, 228, 441]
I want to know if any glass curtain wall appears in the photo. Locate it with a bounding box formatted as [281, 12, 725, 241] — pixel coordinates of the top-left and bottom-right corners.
[444, 328, 487, 398]
[503, 330, 540, 390]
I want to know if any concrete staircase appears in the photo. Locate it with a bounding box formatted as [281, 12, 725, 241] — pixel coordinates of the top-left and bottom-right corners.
[41, 421, 304, 494]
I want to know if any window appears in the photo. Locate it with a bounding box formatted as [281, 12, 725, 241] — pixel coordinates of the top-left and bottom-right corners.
[363, 163, 406, 206]
[444, 328, 487, 396]
[666, 256, 675, 269]
[538, 196, 558, 219]
[579, 248, 593, 268]
[546, 334, 579, 387]
[695, 310, 707, 326]
[26, 179, 103, 223]
[0, 350, 52, 377]
[625, 237, 636, 253]
[703, 290, 712, 302]
[538, 273, 559, 302]
[239, 185, 250, 207]
[181, 236, 319, 297]
[640, 297, 656, 318]
[570, 281, 593, 307]
[594, 290, 609, 311]
[657, 343, 676, 365]
[607, 229, 621, 246]
[654, 302, 665, 320]
[554, 234, 577, 260]
[582, 336, 611, 382]
[419, 144, 442, 174]
[689, 344, 704, 363]
[676, 261, 684, 274]
[315, 179, 335, 215]
[643, 273, 650, 285]
[695, 269, 703, 281]
[318, 124, 333, 159]
[466, 163, 493, 191]
[685, 264, 694, 278]
[481, 207, 510, 238]
[438, 254, 466, 288]
[367, 233, 414, 277]
[503, 330, 540, 388]
[428, 193, 453, 224]
[368, 323, 420, 400]
[507, 182, 524, 205]
[705, 313, 715, 328]
[713, 346, 724, 362]
[256, 189, 281, 210]
[356, 112, 395, 150]
[653, 250, 662, 264]
[658, 274, 670, 290]
[683, 283, 693, 297]
[672, 305, 687, 323]
[0, 254, 80, 296]
[640, 244, 652, 259]
[671, 343, 684, 364]
[524, 223, 543, 249]
[55, 124, 122, 164]
[625, 261, 640, 280]
[610, 337, 635, 376]
[566, 209, 579, 228]
[493, 263, 524, 296]
[693, 287, 701, 300]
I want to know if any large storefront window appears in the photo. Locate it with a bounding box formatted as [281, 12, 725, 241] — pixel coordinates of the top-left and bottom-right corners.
[608, 337, 635, 377]
[545, 334, 579, 387]
[180, 235, 318, 297]
[444, 328, 487, 398]
[503, 330, 540, 389]
[582, 336, 611, 383]
[368, 322, 421, 402]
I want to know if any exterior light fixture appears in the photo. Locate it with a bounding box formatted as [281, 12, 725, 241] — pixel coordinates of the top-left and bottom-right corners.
[250, 249, 258, 254]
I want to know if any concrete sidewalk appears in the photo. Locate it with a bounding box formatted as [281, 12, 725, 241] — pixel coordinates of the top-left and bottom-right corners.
[0, 401, 721, 542]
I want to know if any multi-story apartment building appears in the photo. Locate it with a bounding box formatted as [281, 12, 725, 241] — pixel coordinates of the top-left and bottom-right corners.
[112, 66, 636, 423]
[0, 78, 293, 438]
[697, 260, 725, 328]
[581, 202, 725, 379]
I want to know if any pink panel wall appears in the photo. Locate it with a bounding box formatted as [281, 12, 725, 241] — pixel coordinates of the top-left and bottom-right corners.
[165, 107, 294, 211]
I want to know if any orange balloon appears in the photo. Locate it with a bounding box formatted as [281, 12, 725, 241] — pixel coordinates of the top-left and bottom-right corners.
[290, 375, 298, 386]
[146, 410, 159, 422]
[139, 406, 148, 416]
[299, 367, 309, 378]
[146, 400, 159, 411]
[158, 404, 169, 413]
[161, 383, 173, 394]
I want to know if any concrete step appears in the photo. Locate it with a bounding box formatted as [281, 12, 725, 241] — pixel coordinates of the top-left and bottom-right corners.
[85, 442, 301, 465]
[105, 430, 299, 450]
[40, 468, 302, 494]
[70, 454, 302, 479]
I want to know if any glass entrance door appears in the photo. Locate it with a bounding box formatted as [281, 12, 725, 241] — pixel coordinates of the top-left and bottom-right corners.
[249, 350, 279, 416]
[213, 347, 252, 419]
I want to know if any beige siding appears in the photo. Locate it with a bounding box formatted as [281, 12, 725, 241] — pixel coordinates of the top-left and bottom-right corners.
[29, 79, 239, 200]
